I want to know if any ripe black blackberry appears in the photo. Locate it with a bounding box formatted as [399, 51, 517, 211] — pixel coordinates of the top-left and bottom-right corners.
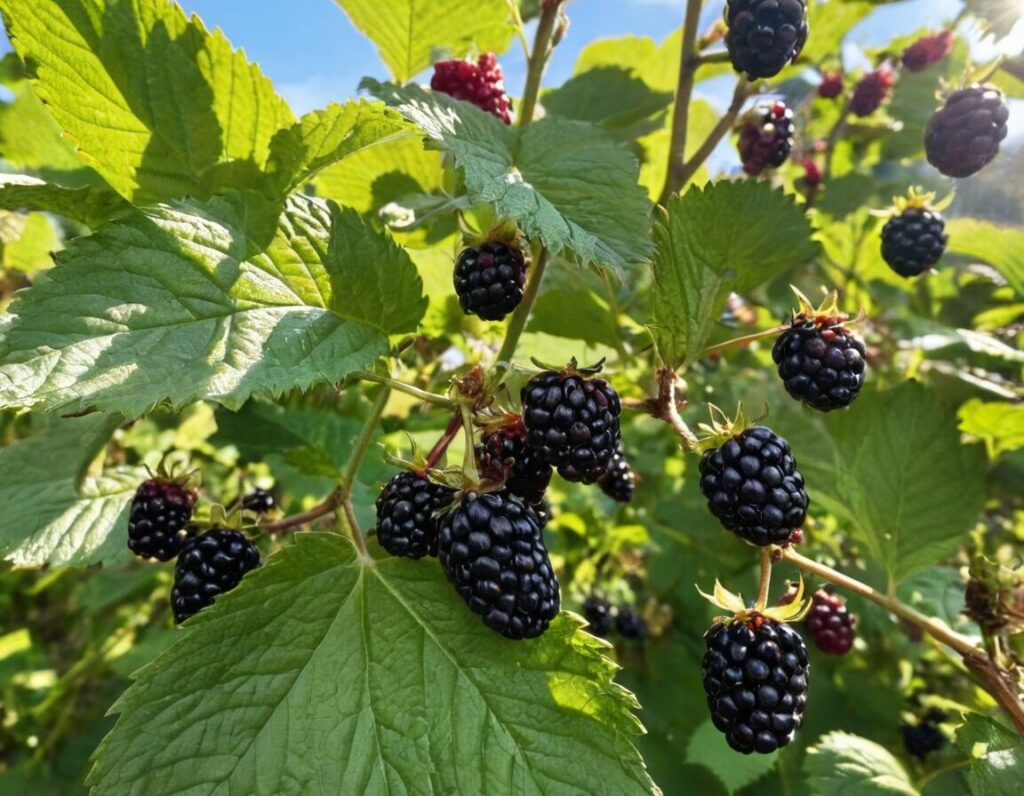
[453, 242, 527, 322]
[781, 587, 856, 655]
[772, 315, 866, 411]
[881, 207, 948, 277]
[375, 471, 454, 559]
[598, 447, 635, 503]
[438, 491, 559, 640]
[704, 617, 809, 754]
[925, 84, 1009, 178]
[476, 421, 552, 505]
[241, 487, 275, 514]
[724, 0, 809, 80]
[699, 426, 808, 547]
[171, 529, 261, 623]
[521, 366, 622, 484]
[902, 715, 946, 760]
[616, 607, 648, 640]
[127, 479, 196, 561]
[737, 102, 794, 176]
[582, 595, 614, 637]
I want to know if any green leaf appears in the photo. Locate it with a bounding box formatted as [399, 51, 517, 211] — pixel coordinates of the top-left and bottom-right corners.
[1, 211, 59, 273]
[89, 534, 653, 795]
[364, 80, 653, 276]
[959, 399, 1024, 459]
[805, 732, 919, 796]
[650, 180, 819, 368]
[262, 100, 414, 197]
[0, 413, 139, 566]
[542, 67, 673, 131]
[945, 218, 1024, 296]
[820, 382, 986, 585]
[801, 2, 874, 66]
[685, 719, 777, 794]
[0, 195, 426, 415]
[955, 713, 1023, 795]
[333, 0, 517, 82]
[0, 175, 130, 229]
[0, 0, 294, 203]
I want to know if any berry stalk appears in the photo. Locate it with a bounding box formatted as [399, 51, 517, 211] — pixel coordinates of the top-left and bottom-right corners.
[517, 0, 565, 127]
[354, 371, 455, 408]
[756, 548, 773, 611]
[492, 247, 551, 384]
[423, 413, 464, 471]
[649, 368, 700, 453]
[658, 0, 704, 206]
[340, 387, 393, 558]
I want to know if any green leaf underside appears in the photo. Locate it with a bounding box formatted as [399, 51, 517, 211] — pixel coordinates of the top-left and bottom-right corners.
[0, 0, 294, 203]
[685, 719, 778, 794]
[0, 413, 138, 566]
[364, 80, 654, 276]
[820, 382, 986, 586]
[0, 194, 426, 415]
[89, 534, 653, 795]
[805, 731, 918, 796]
[333, 0, 517, 83]
[650, 181, 819, 368]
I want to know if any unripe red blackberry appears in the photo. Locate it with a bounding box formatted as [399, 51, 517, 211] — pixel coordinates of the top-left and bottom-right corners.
[438, 492, 560, 640]
[902, 30, 954, 72]
[128, 479, 197, 561]
[430, 53, 512, 124]
[375, 471, 455, 559]
[772, 314, 867, 411]
[699, 426, 808, 547]
[521, 366, 622, 484]
[453, 242, 527, 322]
[598, 446, 635, 503]
[925, 84, 1009, 178]
[171, 529, 261, 623]
[703, 616, 809, 754]
[881, 207, 947, 277]
[476, 420, 552, 505]
[781, 587, 856, 655]
[737, 102, 795, 176]
[817, 71, 844, 99]
[724, 0, 810, 80]
[850, 66, 895, 117]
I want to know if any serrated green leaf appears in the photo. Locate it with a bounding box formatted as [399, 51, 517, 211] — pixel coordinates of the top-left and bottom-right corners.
[542, 67, 673, 131]
[959, 399, 1024, 459]
[0, 413, 140, 566]
[0, 195, 426, 415]
[263, 100, 414, 197]
[0, 0, 294, 203]
[685, 719, 777, 794]
[89, 533, 653, 795]
[945, 218, 1024, 296]
[333, 0, 516, 82]
[955, 713, 1023, 795]
[650, 180, 819, 368]
[820, 382, 986, 586]
[0, 74, 89, 179]
[365, 80, 653, 276]
[0, 175, 130, 229]
[805, 731, 919, 795]
[802, 2, 874, 66]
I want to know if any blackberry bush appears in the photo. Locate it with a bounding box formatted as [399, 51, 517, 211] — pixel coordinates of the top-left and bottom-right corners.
[925, 84, 1009, 178]
[453, 242, 528, 322]
[724, 0, 809, 80]
[171, 529, 261, 624]
[127, 478, 196, 561]
[375, 471, 454, 559]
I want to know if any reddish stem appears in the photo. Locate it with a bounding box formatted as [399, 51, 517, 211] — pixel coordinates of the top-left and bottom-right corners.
[423, 413, 464, 471]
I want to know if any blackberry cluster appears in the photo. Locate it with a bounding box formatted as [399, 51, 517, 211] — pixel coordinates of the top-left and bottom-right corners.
[737, 102, 795, 176]
[375, 471, 455, 559]
[616, 608, 648, 640]
[925, 84, 1009, 178]
[438, 492, 559, 640]
[817, 71, 843, 99]
[902, 30, 954, 72]
[724, 0, 809, 80]
[582, 595, 615, 637]
[703, 618, 810, 754]
[127, 479, 196, 561]
[521, 369, 622, 484]
[476, 422, 552, 506]
[772, 316, 867, 411]
[241, 487, 275, 514]
[598, 447, 635, 503]
[850, 67, 895, 117]
[453, 242, 527, 322]
[430, 53, 512, 124]
[881, 207, 948, 277]
[699, 426, 808, 547]
[171, 529, 261, 623]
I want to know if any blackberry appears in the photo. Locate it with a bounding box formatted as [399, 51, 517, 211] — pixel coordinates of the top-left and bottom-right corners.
[724, 0, 809, 80]
[703, 617, 809, 754]
[171, 529, 261, 623]
[598, 447, 635, 503]
[431, 53, 512, 124]
[616, 607, 648, 640]
[817, 71, 844, 99]
[582, 595, 614, 637]
[241, 487, 275, 514]
[438, 492, 559, 640]
[127, 479, 196, 561]
[453, 242, 527, 322]
[476, 421, 552, 505]
[772, 315, 867, 411]
[699, 426, 808, 547]
[925, 84, 1009, 178]
[902, 719, 945, 760]
[737, 101, 794, 176]
[521, 368, 622, 484]
[850, 67, 895, 117]
[781, 587, 856, 655]
[902, 30, 954, 72]
[375, 471, 454, 559]
[881, 207, 948, 277]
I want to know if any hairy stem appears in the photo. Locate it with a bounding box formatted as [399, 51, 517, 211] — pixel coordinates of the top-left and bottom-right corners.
[649, 368, 701, 452]
[263, 490, 341, 534]
[492, 247, 551, 384]
[659, 0, 704, 206]
[670, 76, 752, 192]
[354, 371, 454, 407]
[518, 0, 564, 127]
[756, 548, 773, 611]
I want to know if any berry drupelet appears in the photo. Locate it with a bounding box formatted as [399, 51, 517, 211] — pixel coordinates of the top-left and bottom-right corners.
[724, 0, 809, 80]
[375, 471, 455, 560]
[171, 529, 261, 623]
[772, 313, 867, 411]
[453, 242, 527, 322]
[127, 479, 197, 561]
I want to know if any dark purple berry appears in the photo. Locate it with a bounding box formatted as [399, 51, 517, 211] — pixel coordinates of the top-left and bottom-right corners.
[375, 471, 454, 559]
[128, 479, 196, 561]
[171, 529, 260, 623]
